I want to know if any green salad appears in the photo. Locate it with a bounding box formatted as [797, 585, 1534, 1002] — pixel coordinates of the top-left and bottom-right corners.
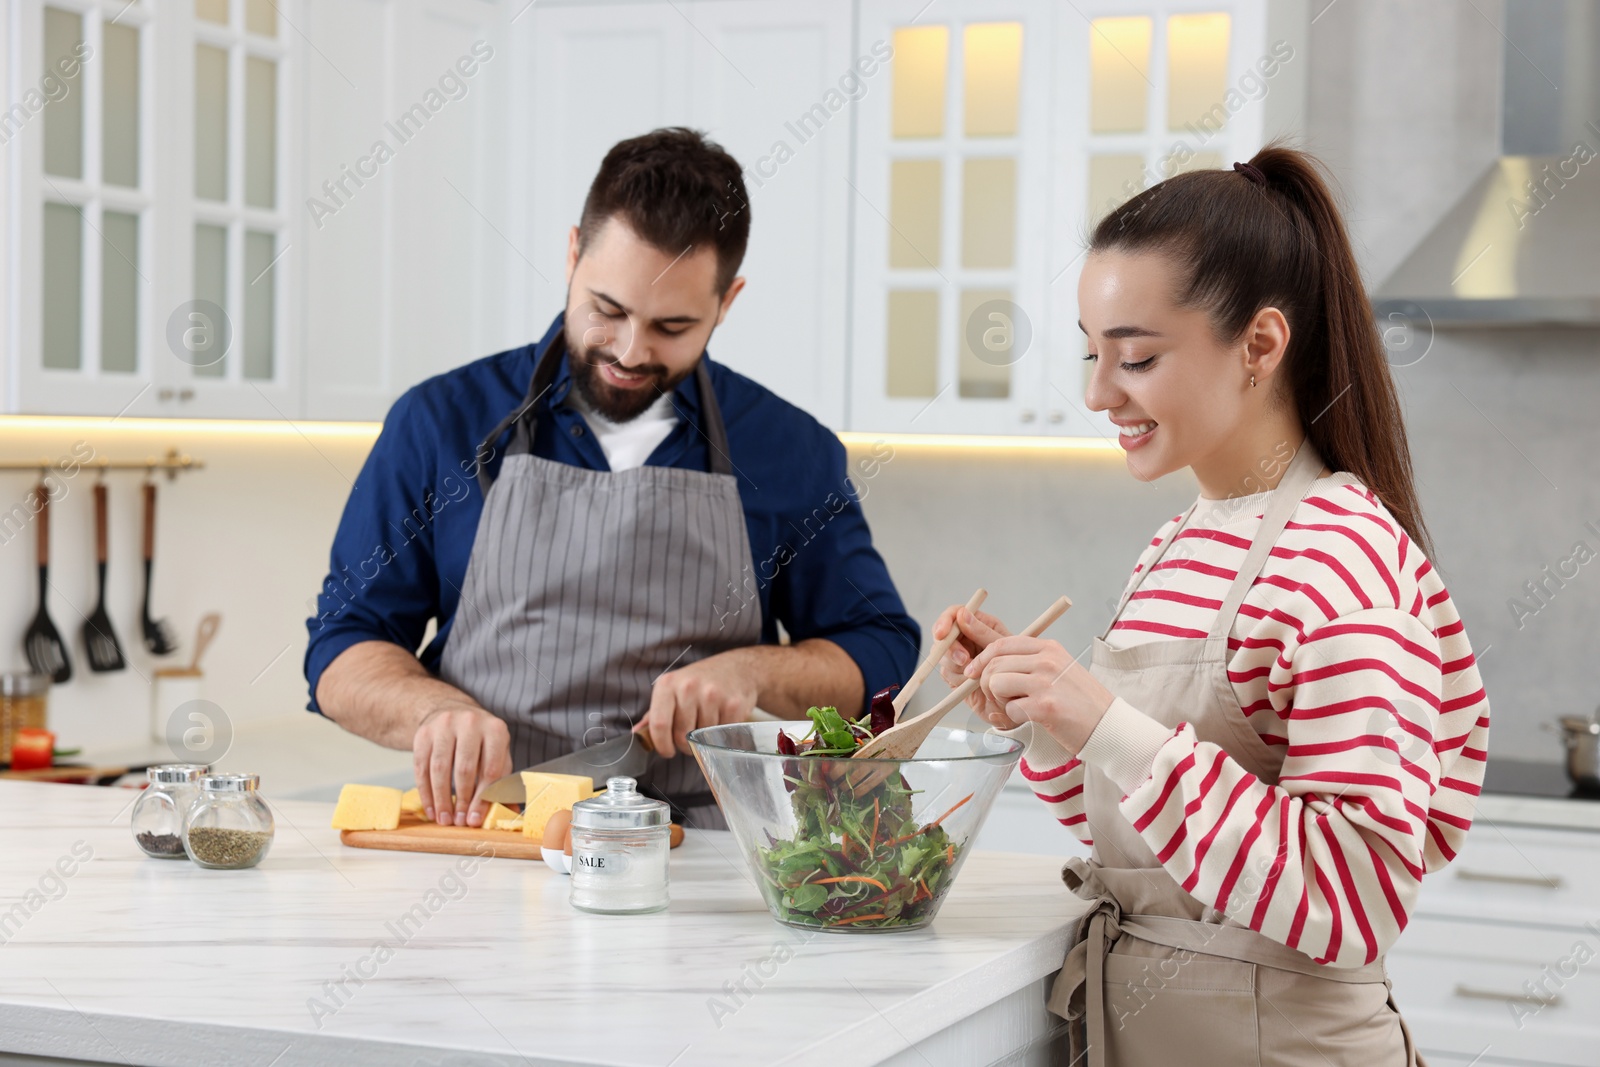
[756, 692, 972, 930]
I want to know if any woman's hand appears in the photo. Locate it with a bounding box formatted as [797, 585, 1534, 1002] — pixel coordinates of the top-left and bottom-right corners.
[933, 604, 1013, 722]
[963, 636, 1116, 753]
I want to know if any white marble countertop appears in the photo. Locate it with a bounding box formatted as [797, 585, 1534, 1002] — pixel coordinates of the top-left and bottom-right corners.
[1472, 790, 1600, 833]
[0, 781, 1087, 1067]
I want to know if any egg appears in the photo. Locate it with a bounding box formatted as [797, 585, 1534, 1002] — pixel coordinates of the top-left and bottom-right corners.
[543, 809, 573, 852]
[539, 810, 574, 873]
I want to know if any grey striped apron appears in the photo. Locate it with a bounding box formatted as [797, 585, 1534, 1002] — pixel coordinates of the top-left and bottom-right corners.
[439, 339, 761, 828]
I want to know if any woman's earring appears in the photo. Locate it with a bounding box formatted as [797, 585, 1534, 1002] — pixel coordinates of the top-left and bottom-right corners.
[1250, 374, 1257, 388]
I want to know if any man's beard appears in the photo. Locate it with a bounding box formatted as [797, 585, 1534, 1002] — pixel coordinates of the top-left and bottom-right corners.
[565, 325, 695, 423]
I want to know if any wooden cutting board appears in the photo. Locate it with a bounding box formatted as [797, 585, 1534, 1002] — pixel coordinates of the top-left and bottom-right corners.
[339, 813, 545, 861]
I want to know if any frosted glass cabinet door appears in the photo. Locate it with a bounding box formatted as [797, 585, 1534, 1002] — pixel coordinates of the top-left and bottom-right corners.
[851, 0, 1052, 436]
[194, 44, 229, 201]
[153, 0, 300, 419]
[41, 203, 83, 372]
[42, 8, 85, 179]
[102, 22, 141, 188]
[19, 4, 154, 415]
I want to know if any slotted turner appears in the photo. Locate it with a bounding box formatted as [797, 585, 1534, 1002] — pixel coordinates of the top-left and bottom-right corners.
[83, 481, 127, 672]
[24, 482, 72, 684]
[838, 595, 1072, 791]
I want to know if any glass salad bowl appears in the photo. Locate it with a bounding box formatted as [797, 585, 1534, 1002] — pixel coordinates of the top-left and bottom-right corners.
[689, 720, 1022, 932]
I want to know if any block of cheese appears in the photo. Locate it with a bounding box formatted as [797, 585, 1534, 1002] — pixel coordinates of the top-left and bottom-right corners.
[520, 772, 595, 839]
[400, 787, 456, 814]
[482, 802, 520, 831]
[331, 784, 403, 831]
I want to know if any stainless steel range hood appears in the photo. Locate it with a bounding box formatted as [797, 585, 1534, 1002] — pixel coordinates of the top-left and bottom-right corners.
[1371, 0, 1600, 328]
[1372, 152, 1600, 328]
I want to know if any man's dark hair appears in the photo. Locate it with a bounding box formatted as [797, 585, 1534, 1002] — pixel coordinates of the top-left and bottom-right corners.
[578, 127, 750, 295]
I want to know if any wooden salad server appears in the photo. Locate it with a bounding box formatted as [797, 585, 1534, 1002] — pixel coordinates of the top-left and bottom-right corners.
[889, 588, 987, 723]
[839, 595, 1072, 791]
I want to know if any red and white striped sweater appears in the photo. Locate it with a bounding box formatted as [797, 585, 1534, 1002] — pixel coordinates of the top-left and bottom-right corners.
[1011, 476, 1490, 968]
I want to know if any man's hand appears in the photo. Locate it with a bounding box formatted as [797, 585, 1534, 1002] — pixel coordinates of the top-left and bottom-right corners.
[639, 652, 760, 758]
[412, 702, 512, 827]
[315, 642, 513, 828]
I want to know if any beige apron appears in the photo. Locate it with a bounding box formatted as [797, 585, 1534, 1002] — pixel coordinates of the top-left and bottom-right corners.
[1051, 441, 1424, 1067]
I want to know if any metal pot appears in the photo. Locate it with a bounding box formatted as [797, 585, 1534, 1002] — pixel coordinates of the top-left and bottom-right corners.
[1546, 714, 1600, 791]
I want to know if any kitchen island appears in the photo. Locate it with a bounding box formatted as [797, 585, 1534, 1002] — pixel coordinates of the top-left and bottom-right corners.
[0, 781, 1088, 1067]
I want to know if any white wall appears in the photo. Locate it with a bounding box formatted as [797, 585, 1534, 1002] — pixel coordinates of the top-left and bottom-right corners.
[0, 418, 373, 753]
[1301, 0, 1598, 759]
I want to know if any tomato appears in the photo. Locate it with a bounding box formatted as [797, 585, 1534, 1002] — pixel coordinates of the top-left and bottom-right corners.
[10, 727, 56, 771]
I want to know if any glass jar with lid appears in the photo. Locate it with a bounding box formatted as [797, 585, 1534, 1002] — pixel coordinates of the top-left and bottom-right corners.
[569, 776, 671, 914]
[131, 764, 209, 858]
[182, 773, 274, 869]
[0, 672, 50, 761]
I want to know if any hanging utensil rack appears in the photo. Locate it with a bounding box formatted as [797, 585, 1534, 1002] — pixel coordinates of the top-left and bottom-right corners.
[0, 449, 205, 481]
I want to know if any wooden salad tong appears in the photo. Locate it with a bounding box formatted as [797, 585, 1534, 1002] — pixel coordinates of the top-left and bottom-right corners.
[839, 595, 1072, 790]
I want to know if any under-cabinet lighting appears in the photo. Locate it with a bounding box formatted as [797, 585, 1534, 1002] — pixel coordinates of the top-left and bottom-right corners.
[0, 415, 382, 439]
[0, 418, 1121, 455]
[838, 432, 1119, 453]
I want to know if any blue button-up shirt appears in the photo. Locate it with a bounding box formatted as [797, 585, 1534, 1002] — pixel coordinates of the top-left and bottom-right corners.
[304, 314, 919, 717]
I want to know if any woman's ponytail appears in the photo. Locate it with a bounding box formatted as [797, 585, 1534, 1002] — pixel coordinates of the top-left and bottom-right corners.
[1089, 143, 1434, 559]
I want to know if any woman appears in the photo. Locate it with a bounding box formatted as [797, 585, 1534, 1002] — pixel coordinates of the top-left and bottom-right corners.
[935, 147, 1488, 1066]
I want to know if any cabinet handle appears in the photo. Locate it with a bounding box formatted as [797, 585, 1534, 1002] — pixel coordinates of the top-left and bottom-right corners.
[1456, 869, 1563, 889]
[1452, 984, 1560, 1008]
[1020, 409, 1036, 423]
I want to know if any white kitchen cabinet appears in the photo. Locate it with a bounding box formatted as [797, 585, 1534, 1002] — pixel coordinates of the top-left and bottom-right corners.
[848, 0, 1278, 438]
[301, 0, 515, 422]
[296, 0, 396, 423]
[685, 0, 853, 429]
[849, 0, 1054, 438]
[4, 0, 511, 423]
[1405, 822, 1600, 931]
[9, 0, 166, 417]
[518, 0, 853, 429]
[7, 0, 306, 420]
[1386, 819, 1600, 1066]
[516, 2, 693, 350]
[8, 0, 1297, 431]
[1388, 915, 1600, 1067]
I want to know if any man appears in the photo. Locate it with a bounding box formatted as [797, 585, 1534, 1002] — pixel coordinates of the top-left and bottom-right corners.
[306, 128, 917, 830]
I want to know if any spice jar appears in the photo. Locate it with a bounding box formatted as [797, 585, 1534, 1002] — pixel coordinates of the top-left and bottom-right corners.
[569, 776, 670, 914]
[183, 773, 274, 869]
[0, 672, 49, 762]
[131, 764, 208, 859]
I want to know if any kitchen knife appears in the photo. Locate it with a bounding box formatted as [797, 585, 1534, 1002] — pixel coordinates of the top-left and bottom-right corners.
[477, 708, 782, 804]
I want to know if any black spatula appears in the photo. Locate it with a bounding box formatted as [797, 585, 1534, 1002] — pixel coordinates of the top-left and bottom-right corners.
[24, 482, 72, 684]
[140, 481, 178, 656]
[83, 482, 126, 673]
